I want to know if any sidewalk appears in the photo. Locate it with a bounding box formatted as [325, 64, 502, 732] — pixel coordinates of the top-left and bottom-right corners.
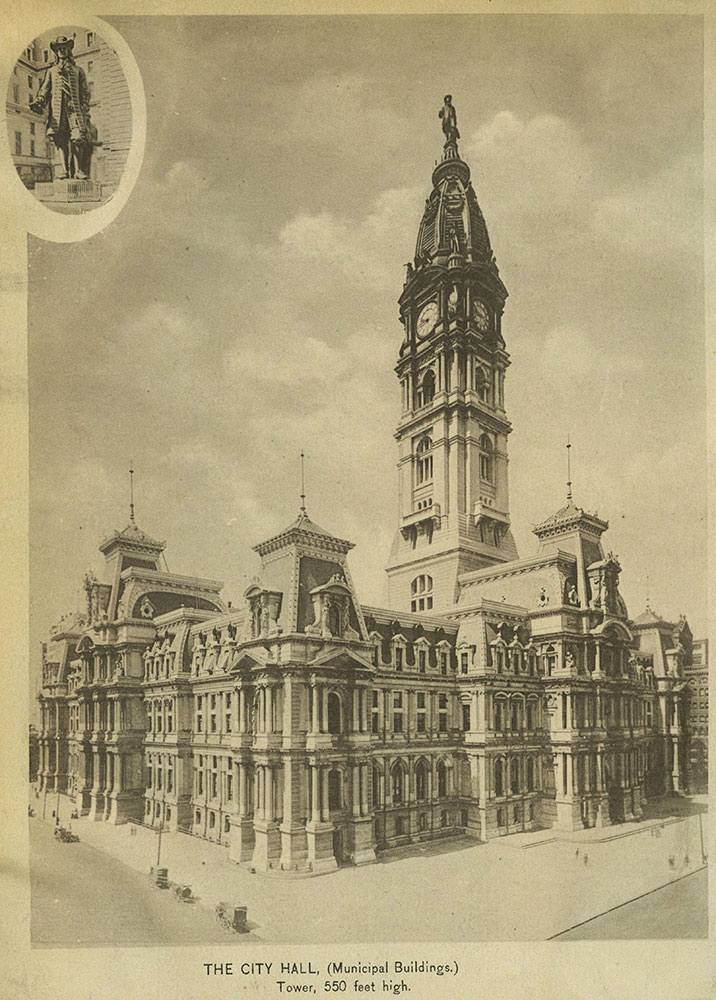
[33, 791, 708, 942]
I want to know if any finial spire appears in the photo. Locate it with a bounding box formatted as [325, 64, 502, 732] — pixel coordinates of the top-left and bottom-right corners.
[646, 574, 651, 612]
[566, 436, 572, 502]
[300, 451, 307, 514]
[129, 463, 135, 522]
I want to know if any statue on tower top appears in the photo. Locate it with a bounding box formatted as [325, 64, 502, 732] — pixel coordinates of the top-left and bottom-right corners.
[439, 95, 460, 149]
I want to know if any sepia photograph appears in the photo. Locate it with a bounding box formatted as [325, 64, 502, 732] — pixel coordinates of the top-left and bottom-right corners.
[6, 25, 132, 212]
[1, 6, 712, 1000]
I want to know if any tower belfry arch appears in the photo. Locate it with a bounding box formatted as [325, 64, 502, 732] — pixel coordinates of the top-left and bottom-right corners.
[385, 99, 518, 612]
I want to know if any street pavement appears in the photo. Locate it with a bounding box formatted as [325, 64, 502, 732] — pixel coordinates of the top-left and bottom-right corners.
[31, 794, 708, 945]
[553, 868, 708, 939]
[30, 819, 248, 947]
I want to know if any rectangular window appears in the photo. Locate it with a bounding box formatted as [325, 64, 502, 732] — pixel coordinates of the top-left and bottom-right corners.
[14, 131, 21, 154]
[30, 122, 35, 135]
[440, 650, 448, 675]
[167, 758, 174, 793]
[167, 699, 173, 733]
[210, 694, 217, 732]
[198, 756, 204, 794]
[460, 651, 469, 674]
[224, 692, 232, 733]
[211, 757, 218, 799]
[87, 32, 94, 45]
[88, 60, 93, 74]
[416, 693, 426, 733]
[395, 646, 403, 672]
[438, 693, 448, 732]
[226, 769, 233, 801]
[462, 703, 471, 731]
[393, 691, 403, 733]
[196, 695, 203, 733]
[371, 690, 379, 733]
[28, 75, 33, 89]
[418, 649, 427, 673]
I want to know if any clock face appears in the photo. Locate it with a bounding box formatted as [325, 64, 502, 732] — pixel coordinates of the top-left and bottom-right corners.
[472, 299, 490, 332]
[416, 301, 438, 340]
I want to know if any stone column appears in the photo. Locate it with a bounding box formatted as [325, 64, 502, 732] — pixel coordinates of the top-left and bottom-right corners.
[352, 766, 360, 817]
[311, 766, 321, 823]
[266, 767, 273, 821]
[360, 765, 369, 815]
[321, 767, 330, 822]
[322, 688, 328, 734]
[266, 687, 273, 734]
[238, 689, 245, 734]
[353, 691, 359, 733]
[311, 685, 320, 735]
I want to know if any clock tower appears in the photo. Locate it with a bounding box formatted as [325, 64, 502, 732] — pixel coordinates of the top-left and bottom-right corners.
[386, 97, 518, 613]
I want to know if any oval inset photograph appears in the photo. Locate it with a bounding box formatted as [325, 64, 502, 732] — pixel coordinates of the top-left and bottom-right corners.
[6, 25, 131, 214]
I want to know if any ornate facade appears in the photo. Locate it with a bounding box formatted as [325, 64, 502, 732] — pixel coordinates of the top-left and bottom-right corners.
[36, 102, 702, 874]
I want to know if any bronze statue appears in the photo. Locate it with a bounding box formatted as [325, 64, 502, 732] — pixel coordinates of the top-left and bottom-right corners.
[439, 94, 460, 147]
[29, 35, 91, 180]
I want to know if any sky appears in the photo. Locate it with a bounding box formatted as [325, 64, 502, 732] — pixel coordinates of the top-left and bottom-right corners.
[28, 13, 706, 690]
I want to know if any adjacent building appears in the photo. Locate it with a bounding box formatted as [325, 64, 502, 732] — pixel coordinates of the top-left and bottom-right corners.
[35, 104, 704, 875]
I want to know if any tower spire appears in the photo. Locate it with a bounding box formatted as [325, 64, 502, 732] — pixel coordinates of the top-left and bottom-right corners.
[300, 451, 307, 515]
[566, 437, 572, 502]
[129, 463, 135, 522]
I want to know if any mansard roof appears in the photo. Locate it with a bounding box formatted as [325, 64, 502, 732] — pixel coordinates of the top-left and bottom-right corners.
[632, 607, 666, 627]
[99, 519, 166, 555]
[533, 499, 608, 537]
[253, 510, 354, 556]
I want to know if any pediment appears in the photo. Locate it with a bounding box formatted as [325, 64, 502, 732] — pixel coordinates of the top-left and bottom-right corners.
[308, 646, 375, 672]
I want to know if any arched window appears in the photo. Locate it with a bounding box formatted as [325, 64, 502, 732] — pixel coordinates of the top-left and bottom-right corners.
[494, 698, 506, 731]
[510, 757, 520, 795]
[479, 434, 493, 482]
[416, 369, 435, 407]
[415, 760, 428, 801]
[410, 574, 433, 612]
[327, 692, 342, 734]
[328, 768, 342, 811]
[416, 436, 433, 484]
[476, 366, 491, 403]
[437, 761, 448, 798]
[391, 763, 405, 804]
[494, 758, 504, 797]
[510, 698, 522, 732]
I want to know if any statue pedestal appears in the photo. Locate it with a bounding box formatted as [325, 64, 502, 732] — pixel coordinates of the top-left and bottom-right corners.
[35, 178, 102, 204]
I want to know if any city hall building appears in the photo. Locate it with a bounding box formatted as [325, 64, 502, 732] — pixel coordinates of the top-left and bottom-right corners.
[36, 107, 701, 875]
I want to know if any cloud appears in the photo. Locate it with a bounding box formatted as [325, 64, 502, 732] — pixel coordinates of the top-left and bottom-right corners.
[591, 152, 702, 259]
[278, 184, 422, 291]
[466, 111, 598, 227]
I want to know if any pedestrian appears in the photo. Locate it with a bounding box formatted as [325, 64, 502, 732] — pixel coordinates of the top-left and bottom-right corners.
[575, 847, 579, 858]
[583, 854, 589, 865]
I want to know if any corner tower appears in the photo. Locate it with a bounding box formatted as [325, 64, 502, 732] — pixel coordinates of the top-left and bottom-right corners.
[386, 97, 518, 613]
